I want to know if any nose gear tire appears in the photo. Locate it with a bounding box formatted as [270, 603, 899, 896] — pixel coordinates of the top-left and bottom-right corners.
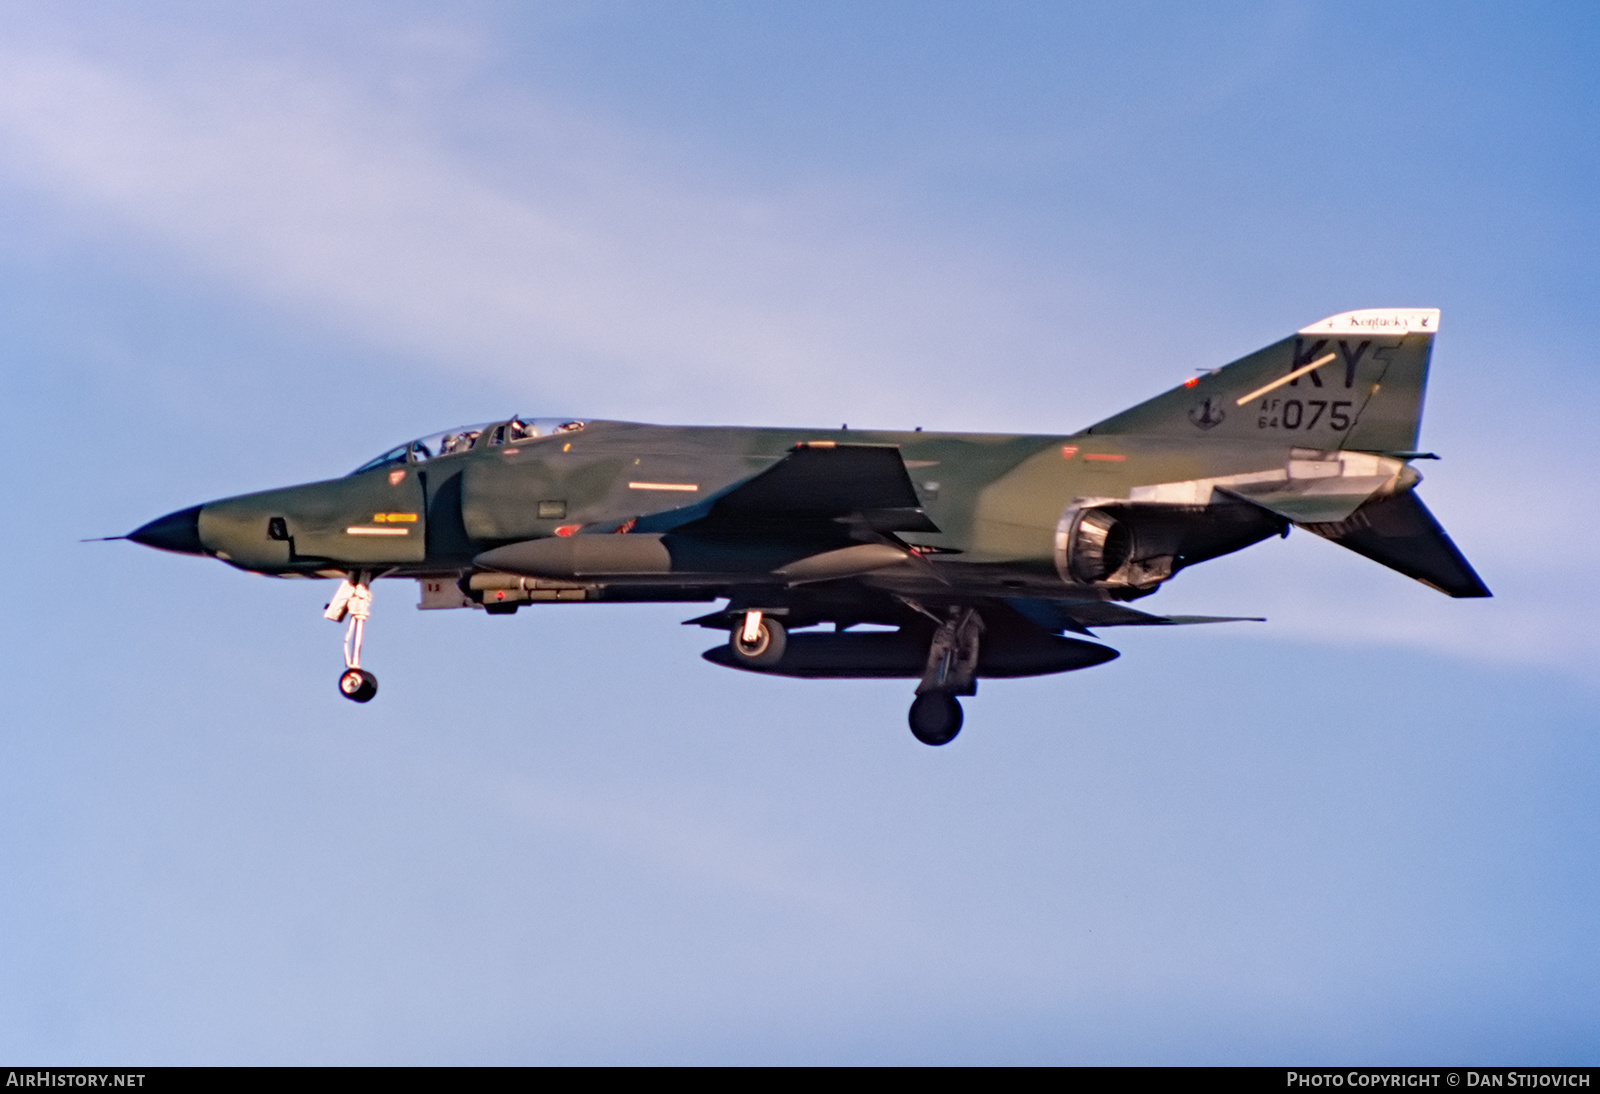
[339, 668, 378, 703]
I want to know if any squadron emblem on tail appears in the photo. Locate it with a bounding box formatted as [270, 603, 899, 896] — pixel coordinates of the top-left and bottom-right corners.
[1188, 396, 1227, 430]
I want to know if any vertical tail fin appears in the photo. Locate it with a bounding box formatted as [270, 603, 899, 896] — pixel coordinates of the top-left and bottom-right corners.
[1087, 308, 1440, 453]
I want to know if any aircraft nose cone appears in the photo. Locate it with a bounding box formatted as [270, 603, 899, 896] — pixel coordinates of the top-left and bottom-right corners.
[128, 505, 206, 555]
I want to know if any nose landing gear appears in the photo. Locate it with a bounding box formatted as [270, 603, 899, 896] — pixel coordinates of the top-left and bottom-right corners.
[326, 573, 378, 703]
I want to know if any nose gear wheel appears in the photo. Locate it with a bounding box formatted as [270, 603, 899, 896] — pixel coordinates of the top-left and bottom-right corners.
[338, 667, 378, 702]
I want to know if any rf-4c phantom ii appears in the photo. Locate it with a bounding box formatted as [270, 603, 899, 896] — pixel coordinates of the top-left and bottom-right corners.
[125, 309, 1488, 745]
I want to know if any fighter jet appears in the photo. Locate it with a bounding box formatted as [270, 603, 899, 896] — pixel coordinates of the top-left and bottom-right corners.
[124, 308, 1487, 745]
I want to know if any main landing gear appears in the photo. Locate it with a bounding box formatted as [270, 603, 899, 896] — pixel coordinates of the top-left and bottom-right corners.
[909, 606, 983, 746]
[326, 572, 377, 703]
[726, 604, 984, 746]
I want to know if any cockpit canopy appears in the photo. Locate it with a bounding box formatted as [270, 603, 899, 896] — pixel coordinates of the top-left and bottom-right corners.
[352, 418, 587, 474]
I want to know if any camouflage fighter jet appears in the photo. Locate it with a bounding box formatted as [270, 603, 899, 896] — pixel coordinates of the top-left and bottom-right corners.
[125, 308, 1487, 745]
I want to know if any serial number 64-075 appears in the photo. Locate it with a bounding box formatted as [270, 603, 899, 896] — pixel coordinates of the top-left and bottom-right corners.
[1257, 398, 1352, 431]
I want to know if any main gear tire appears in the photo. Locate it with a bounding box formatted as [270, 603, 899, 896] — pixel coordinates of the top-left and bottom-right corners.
[338, 668, 378, 703]
[909, 692, 962, 745]
[728, 616, 787, 668]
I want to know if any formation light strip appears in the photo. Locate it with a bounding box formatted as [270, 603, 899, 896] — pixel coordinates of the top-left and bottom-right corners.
[1236, 352, 1336, 407]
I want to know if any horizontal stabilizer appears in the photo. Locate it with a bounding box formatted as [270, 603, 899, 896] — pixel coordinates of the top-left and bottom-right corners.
[1300, 490, 1490, 598]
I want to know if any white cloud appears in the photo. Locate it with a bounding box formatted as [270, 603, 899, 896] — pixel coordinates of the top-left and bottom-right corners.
[0, 25, 1061, 426]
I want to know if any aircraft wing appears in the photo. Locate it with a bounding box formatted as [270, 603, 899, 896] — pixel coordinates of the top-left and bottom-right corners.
[648, 442, 939, 536]
[1008, 598, 1263, 636]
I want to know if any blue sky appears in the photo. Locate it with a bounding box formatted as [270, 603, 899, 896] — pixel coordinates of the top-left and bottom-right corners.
[0, 0, 1596, 1063]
